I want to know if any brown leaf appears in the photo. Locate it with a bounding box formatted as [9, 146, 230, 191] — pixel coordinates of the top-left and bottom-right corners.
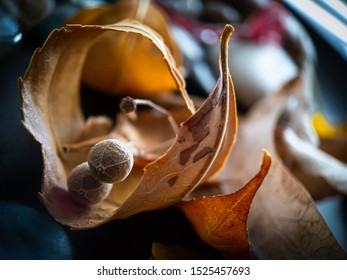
[177, 151, 271, 259]
[76, 115, 113, 142]
[274, 89, 347, 197]
[278, 126, 347, 197]
[272, 63, 345, 199]
[113, 24, 236, 219]
[63, 110, 180, 169]
[64, 96, 197, 167]
[113, 111, 182, 163]
[20, 21, 192, 228]
[67, 0, 183, 98]
[20, 23, 236, 229]
[218, 69, 347, 259]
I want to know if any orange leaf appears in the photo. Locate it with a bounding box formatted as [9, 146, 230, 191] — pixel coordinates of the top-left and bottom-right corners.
[67, 0, 183, 97]
[177, 151, 271, 259]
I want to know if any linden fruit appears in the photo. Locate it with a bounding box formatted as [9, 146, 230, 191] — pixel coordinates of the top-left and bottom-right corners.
[67, 162, 112, 206]
[88, 139, 134, 184]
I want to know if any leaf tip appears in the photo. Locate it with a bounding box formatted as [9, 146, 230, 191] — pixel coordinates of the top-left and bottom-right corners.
[261, 149, 272, 173]
[219, 24, 235, 77]
[224, 24, 235, 36]
[221, 24, 234, 46]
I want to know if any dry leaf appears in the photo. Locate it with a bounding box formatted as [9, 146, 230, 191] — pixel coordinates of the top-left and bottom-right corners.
[20, 23, 236, 229]
[113, 24, 236, 219]
[273, 64, 347, 198]
[67, 0, 183, 97]
[218, 68, 346, 259]
[20, 21, 192, 228]
[67, 96, 199, 166]
[177, 151, 271, 259]
[76, 115, 113, 142]
[279, 126, 347, 197]
[63, 110, 182, 169]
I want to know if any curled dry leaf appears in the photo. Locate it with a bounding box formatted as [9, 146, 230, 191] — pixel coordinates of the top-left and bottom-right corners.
[76, 115, 113, 142]
[72, 92, 199, 162]
[177, 151, 271, 260]
[271, 61, 347, 199]
[218, 66, 346, 259]
[63, 110, 183, 170]
[275, 95, 347, 197]
[67, 0, 183, 97]
[19, 21, 191, 228]
[278, 126, 347, 197]
[20, 23, 236, 229]
[113, 24, 236, 219]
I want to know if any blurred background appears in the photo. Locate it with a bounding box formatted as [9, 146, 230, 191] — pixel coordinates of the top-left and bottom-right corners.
[0, 0, 346, 259]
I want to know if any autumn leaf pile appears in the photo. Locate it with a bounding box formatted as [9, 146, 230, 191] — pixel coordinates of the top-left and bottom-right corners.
[19, 0, 347, 259]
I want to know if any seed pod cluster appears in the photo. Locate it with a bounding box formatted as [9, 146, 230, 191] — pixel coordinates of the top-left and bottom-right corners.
[67, 139, 134, 206]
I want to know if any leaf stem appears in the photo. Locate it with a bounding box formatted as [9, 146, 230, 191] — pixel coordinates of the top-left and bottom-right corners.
[219, 25, 234, 82]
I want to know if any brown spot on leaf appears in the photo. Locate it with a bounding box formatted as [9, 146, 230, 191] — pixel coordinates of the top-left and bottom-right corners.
[184, 89, 220, 143]
[179, 144, 199, 165]
[193, 147, 214, 163]
[196, 126, 211, 142]
[177, 135, 186, 144]
[168, 175, 179, 187]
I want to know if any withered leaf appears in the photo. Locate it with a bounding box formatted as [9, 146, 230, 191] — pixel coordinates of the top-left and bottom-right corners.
[218, 70, 347, 259]
[67, 0, 183, 98]
[177, 151, 271, 259]
[65, 96, 196, 166]
[20, 21, 193, 229]
[279, 126, 347, 197]
[272, 64, 347, 199]
[113, 24, 236, 219]
[20, 23, 236, 229]
[76, 115, 113, 142]
[64, 110, 180, 170]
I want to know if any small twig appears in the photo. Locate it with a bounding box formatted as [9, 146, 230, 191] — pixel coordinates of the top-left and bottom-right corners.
[119, 96, 180, 135]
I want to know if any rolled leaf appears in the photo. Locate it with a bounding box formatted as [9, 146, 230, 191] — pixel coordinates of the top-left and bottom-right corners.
[20, 23, 236, 229]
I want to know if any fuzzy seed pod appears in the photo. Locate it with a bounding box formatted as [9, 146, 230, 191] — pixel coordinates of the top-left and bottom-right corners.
[88, 139, 134, 184]
[67, 162, 112, 206]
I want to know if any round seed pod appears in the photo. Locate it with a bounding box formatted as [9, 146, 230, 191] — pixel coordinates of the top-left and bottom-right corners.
[67, 162, 112, 206]
[119, 96, 137, 114]
[88, 139, 134, 184]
